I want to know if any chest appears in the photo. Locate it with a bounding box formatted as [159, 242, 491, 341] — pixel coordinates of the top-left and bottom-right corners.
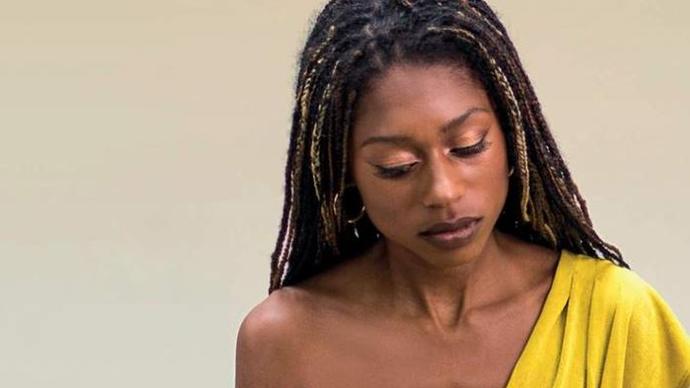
[291, 310, 538, 388]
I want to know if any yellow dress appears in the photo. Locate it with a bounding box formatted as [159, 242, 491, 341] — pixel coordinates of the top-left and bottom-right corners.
[506, 249, 690, 388]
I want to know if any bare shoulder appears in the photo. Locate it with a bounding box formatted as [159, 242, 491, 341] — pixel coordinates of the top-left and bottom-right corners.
[238, 286, 309, 340]
[237, 251, 375, 343]
[235, 287, 314, 387]
[235, 257, 373, 387]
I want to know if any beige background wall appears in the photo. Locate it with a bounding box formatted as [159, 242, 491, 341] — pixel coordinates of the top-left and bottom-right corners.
[1, 0, 687, 386]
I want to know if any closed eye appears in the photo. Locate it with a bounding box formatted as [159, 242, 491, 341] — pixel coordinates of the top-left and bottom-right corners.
[451, 138, 489, 157]
[374, 135, 490, 180]
[375, 162, 418, 179]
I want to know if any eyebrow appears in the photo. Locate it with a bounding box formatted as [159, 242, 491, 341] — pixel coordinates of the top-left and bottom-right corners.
[359, 107, 490, 149]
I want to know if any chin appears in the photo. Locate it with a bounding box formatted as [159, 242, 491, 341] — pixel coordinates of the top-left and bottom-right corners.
[395, 240, 481, 269]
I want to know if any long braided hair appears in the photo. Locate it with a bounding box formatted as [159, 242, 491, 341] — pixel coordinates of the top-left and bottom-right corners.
[268, 0, 629, 293]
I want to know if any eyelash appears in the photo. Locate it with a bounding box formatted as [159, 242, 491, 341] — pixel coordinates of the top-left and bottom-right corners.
[375, 139, 490, 179]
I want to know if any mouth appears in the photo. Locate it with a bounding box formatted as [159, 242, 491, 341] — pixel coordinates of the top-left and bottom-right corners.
[418, 217, 482, 250]
[419, 216, 482, 236]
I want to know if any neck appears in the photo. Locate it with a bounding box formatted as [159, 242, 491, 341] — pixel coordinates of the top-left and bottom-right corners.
[372, 231, 530, 332]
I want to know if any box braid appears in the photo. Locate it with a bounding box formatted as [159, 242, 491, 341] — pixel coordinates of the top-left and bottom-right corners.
[269, 0, 629, 293]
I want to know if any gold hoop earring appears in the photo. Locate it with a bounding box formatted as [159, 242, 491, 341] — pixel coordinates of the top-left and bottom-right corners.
[332, 191, 366, 224]
[346, 204, 366, 224]
[333, 184, 367, 225]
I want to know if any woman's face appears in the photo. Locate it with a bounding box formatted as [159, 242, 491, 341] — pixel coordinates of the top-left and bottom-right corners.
[348, 63, 510, 266]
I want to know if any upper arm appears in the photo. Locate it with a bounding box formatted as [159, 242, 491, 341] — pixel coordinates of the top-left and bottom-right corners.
[618, 270, 690, 387]
[235, 290, 304, 388]
[596, 269, 690, 388]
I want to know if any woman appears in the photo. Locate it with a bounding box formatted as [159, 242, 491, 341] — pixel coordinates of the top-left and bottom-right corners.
[236, 0, 690, 386]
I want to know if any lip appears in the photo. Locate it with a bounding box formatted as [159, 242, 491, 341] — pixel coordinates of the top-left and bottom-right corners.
[420, 216, 481, 235]
[419, 217, 482, 250]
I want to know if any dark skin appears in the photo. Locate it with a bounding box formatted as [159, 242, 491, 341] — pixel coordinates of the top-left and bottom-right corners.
[236, 64, 560, 388]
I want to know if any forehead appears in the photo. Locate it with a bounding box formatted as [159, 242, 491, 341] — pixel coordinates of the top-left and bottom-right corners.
[363, 63, 483, 102]
[352, 63, 493, 140]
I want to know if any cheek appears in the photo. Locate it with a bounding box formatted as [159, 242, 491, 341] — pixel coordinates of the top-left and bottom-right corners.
[360, 186, 407, 225]
[357, 181, 416, 239]
[479, 137, 510, 209]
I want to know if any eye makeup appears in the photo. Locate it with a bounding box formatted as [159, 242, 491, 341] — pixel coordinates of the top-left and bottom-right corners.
[373, 131, 491, 179]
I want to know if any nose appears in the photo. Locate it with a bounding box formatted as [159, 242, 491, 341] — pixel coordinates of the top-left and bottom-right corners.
[421, 156, 465, 209]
